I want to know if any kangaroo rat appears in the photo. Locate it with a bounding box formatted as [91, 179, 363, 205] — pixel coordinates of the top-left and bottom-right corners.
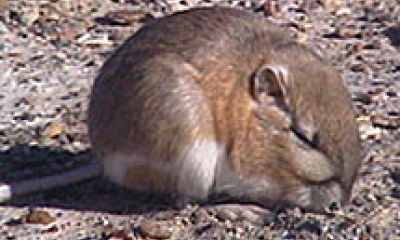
[88, 6, 363, 212]
[1, 7, 362, 214]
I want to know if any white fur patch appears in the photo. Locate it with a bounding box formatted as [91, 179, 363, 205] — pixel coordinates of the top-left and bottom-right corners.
[177, 139, 223, 199]
[102, 140, 222, 200]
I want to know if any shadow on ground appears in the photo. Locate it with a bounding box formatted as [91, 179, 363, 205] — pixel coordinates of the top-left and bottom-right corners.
[0, 144, 174, 215]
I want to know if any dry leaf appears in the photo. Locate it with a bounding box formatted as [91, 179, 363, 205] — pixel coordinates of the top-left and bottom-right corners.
[107, 229, 133, 240]
[264, 0, 280, 15]
[43, 122, 65, 138]
[21, 209, 56, 225]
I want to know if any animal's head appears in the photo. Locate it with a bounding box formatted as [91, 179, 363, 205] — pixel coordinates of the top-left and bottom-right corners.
[246, 43, 363, 210]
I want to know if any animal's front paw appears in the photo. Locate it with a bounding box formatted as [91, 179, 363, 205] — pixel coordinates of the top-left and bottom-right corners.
[205, 203, 272, 225]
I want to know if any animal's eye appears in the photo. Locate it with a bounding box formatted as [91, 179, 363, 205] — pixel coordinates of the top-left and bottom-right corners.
[310, 132, 319, 148]
[291, 126, 319, 149]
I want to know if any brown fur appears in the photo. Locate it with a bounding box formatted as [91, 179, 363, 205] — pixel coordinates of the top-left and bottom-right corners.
[88, 7, 363, 212]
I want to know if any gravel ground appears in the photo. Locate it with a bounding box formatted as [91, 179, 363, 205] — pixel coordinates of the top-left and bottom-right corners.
[0, 0, 399, 239]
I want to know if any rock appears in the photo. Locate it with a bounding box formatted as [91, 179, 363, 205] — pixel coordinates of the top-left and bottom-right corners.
[335, 7, 352, 17]
[383, 25, 400, 48]
[138, 220, 174, 239]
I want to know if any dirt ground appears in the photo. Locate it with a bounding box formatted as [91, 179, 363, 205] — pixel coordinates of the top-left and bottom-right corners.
[0, 0, 399, 239]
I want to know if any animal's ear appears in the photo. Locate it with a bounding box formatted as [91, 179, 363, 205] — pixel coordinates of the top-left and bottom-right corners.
[251, 64, 291, 111]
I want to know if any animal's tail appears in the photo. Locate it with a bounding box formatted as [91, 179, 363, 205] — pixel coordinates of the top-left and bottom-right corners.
[0, 162, 102, 203]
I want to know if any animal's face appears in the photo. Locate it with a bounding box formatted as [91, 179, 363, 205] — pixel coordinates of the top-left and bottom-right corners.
[245, 46, 363, 211]
[288, 52, 363, 193]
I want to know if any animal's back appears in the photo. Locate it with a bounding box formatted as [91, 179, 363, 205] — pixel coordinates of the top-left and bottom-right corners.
[88, 7, 290, 161]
